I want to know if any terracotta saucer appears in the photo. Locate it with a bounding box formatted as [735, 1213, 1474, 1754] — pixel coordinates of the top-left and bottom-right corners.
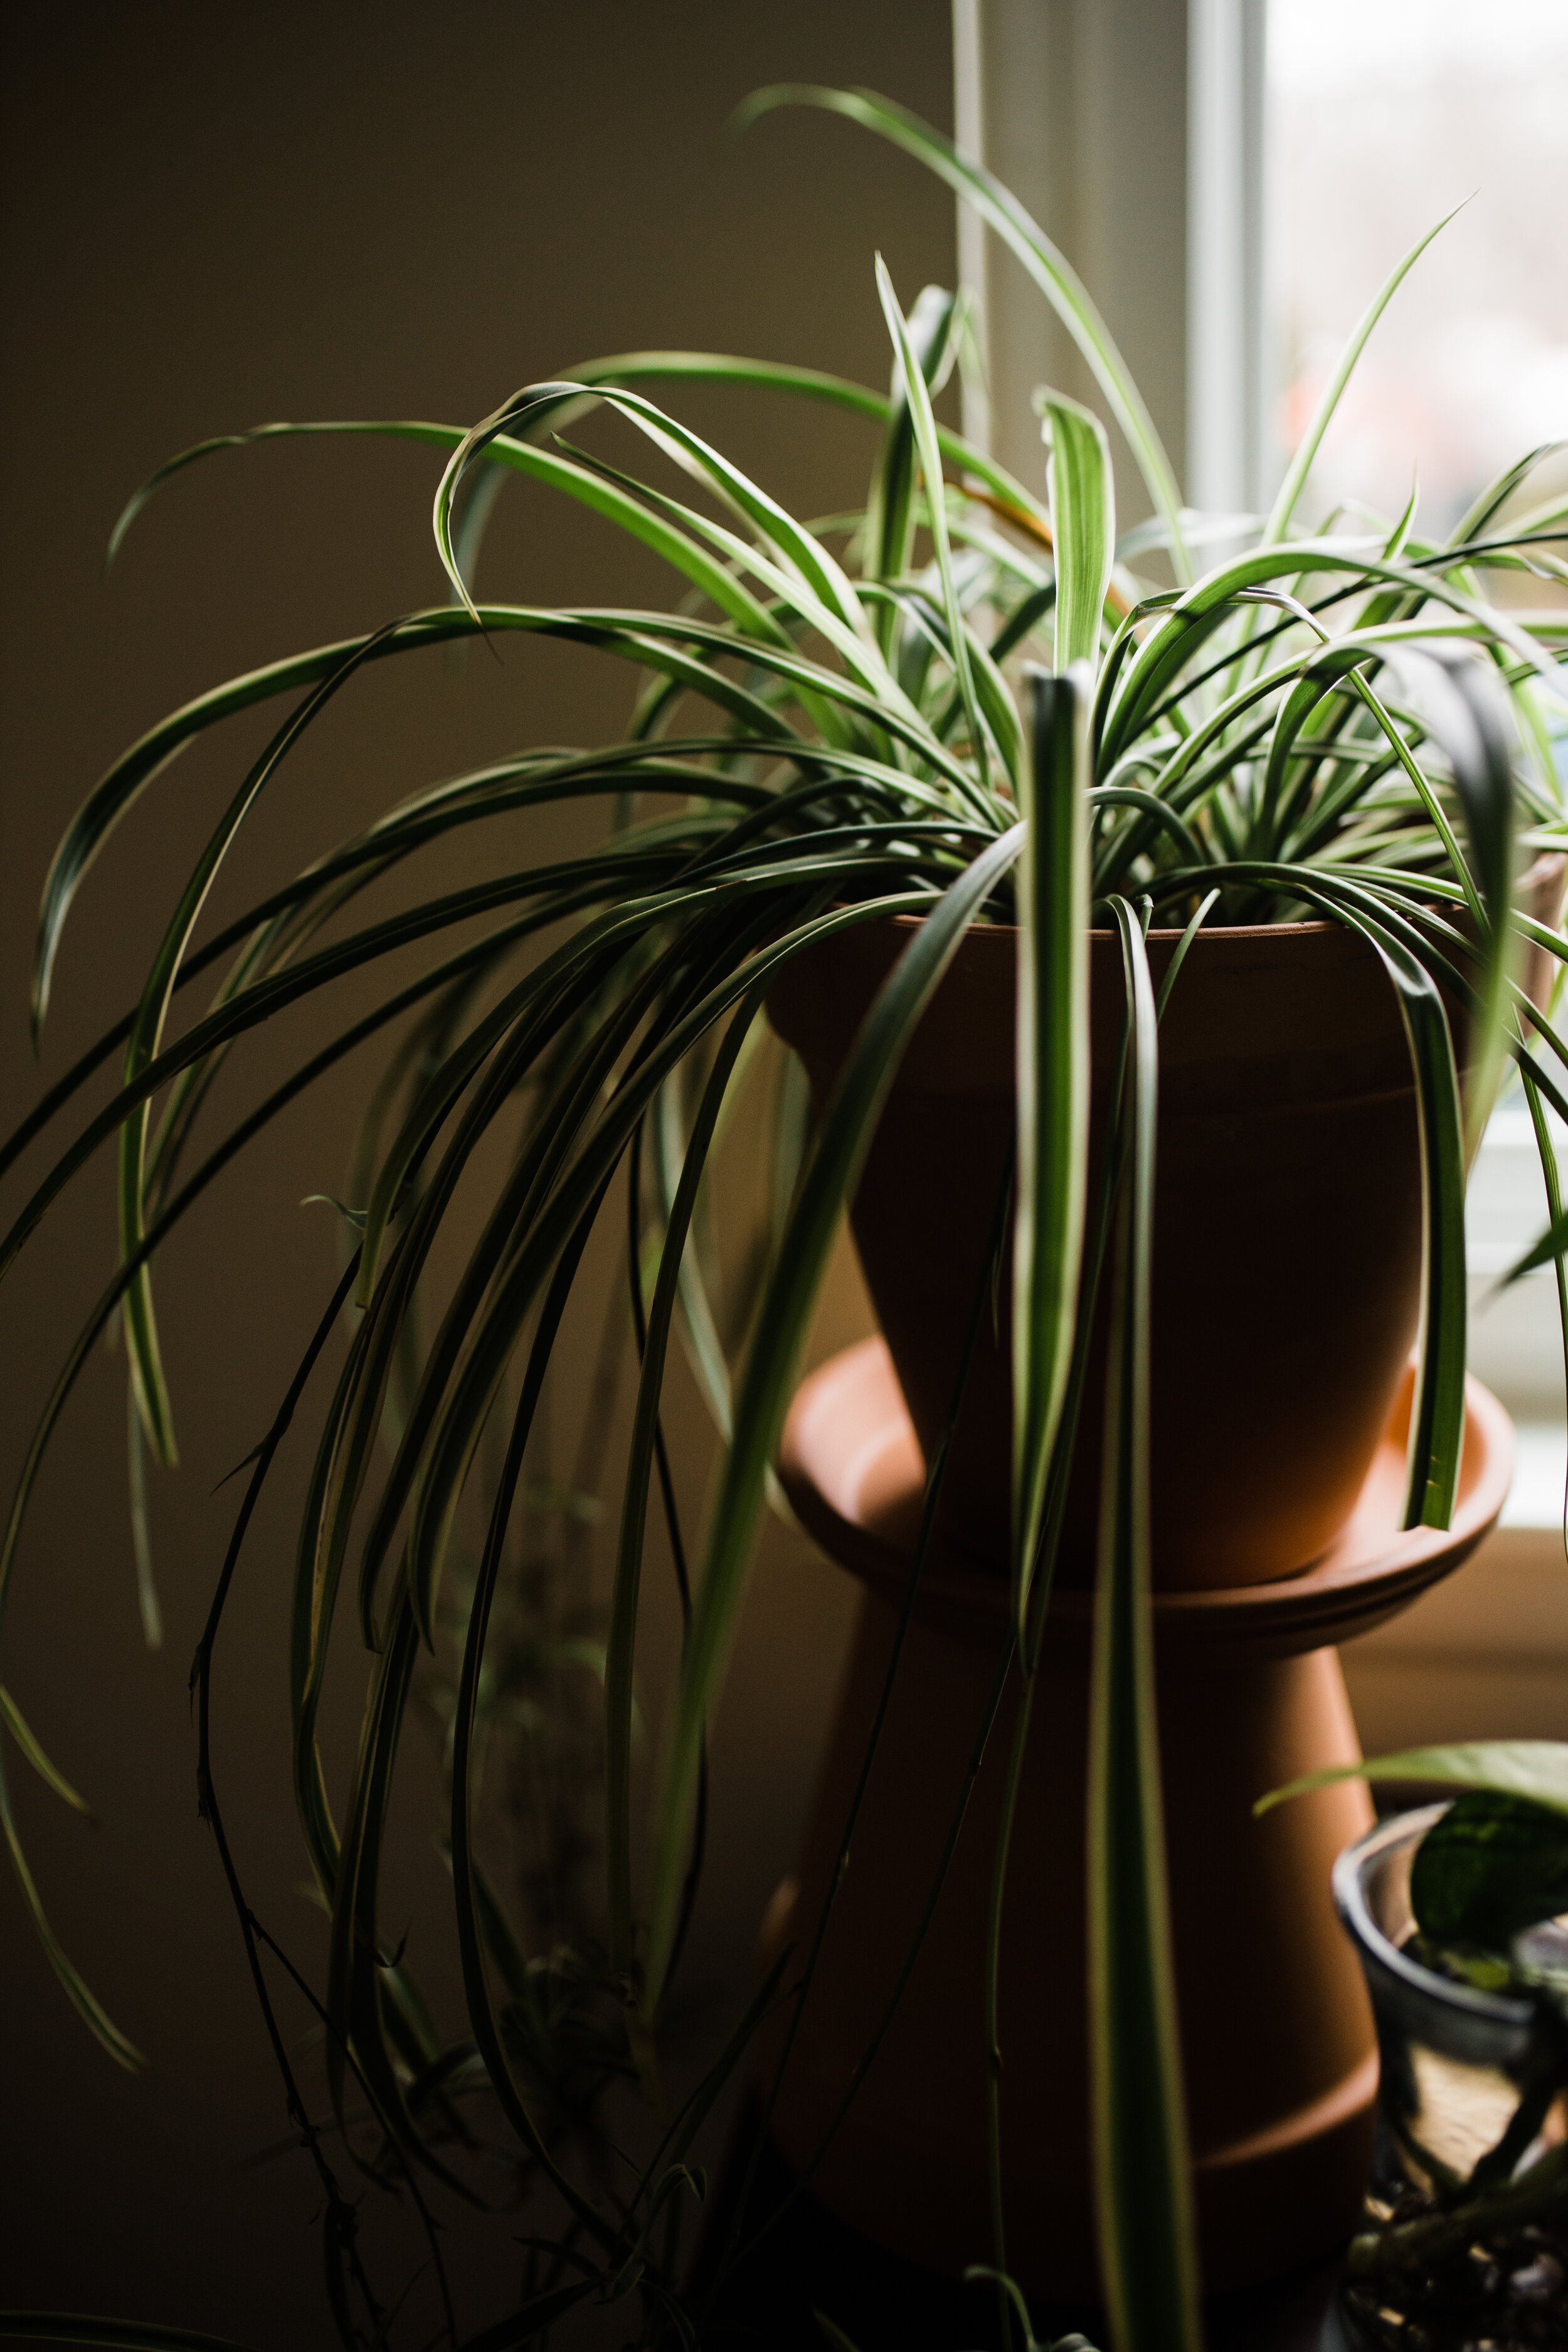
[779, 1338, 1514, 1659]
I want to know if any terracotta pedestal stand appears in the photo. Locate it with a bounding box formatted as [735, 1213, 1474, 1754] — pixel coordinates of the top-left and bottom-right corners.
[755, 1338, 1513, 2301]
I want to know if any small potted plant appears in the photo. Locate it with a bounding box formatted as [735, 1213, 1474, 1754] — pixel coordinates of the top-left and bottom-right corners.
[2, 84, 1565, 2351]
[1267, 1743, 1568, 2351]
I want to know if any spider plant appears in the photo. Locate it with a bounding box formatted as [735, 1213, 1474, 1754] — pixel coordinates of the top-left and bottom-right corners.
[3, 83, 1567, 2352]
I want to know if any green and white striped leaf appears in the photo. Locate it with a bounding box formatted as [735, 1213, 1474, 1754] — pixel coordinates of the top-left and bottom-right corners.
[642, 826, 1024, 2010]
[1039, 396, 1115, 671]
[874, 258, 993, 793]
[1263, 203, 1466, 545]
[741, 85, 1190, 578]
[1012, 666, 1092, 1636]
[1088, 900, 1201, 2352]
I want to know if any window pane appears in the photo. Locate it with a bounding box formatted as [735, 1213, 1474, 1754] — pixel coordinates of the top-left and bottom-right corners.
[1271, 1, 1568, 1507]
[1269, 0, 1568, 530]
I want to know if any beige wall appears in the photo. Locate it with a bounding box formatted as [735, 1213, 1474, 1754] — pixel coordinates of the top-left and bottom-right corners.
[1342, 1525, 1568, 1752]
[0, 5, 953, 2333]
[959, 0, 1189, 519]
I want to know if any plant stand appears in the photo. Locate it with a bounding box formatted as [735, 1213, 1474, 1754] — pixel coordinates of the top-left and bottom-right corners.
[753, 1338, 1514, 2301]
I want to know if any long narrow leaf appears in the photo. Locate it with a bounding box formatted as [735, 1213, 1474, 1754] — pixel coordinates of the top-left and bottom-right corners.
[1088, 899, 1200, 2352]
[1337, 911, 1468, 1526]
[741, 87, 1190, 578]
[605, 995, 762, 1982]
[1378, 644, 1517, 1150]
[104, 363, 1054, 592]
[1041, 398, 1115, 670]
[400, 894, 939, 1651]
[1013, 667, 1091, 1635]
[874, 260, 992, 797]
[0, 1688, 94, 1820]
[31, 596, 997, 1032]
[1258, 1740, 1568, 1820]
[642, 826, 1025, 2007]
[0, 1740, 144, 2072]
[1263, 204, 1466, 545]
[1183, 863, 1473, 1525]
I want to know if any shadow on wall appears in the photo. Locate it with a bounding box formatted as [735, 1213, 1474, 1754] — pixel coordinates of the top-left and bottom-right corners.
[0, 3, 951, 2334]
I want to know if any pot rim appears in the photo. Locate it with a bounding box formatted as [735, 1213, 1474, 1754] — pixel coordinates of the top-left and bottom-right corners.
[873, 847, 1565, 945]
[1332, 1803, 1538, 2035]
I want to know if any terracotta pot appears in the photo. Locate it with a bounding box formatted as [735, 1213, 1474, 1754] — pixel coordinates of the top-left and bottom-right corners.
[767, 860, 1562, 1591]
[759, 1341, 1514, 2297]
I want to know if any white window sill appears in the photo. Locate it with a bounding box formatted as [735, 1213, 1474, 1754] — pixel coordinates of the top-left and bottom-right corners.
[1500, 1419, 1568, 1530]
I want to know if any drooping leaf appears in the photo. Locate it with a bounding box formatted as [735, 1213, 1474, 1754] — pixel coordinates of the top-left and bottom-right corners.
[865, 282, 961, 612]
[1012, 667, 1091, 1635]
[1377, 641, 1517, 1148]
[1087, 901, 1201, 2352]
[0, 1739, 144, 2073]
[1257, 1740, 1568, 1819]
[605, 992, 762, 1982]
[1227, 871, 1469, 1531]
[739, 86, 1190, 578]
[642, 825, 1024, 2009]
[125, 1383, 161, 1650]
[0, 1688, 95, 1821]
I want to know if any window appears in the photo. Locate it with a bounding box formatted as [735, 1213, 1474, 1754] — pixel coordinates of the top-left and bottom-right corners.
[1271, 0, 1568, 1499]
[1269, 0, 1568, 538]
[1268, 0, 1568, 1732]
[955, 0, 1568, 1732]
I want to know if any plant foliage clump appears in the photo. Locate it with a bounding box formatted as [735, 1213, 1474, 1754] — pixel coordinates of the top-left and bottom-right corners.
[3, 85, 1567, 2352]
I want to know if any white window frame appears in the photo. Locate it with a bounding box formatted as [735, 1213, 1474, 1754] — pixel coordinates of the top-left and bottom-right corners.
[951, 0, 1270, 514]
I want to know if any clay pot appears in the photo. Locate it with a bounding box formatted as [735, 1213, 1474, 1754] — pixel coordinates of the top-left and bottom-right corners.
[767, 861, 1562, 1591]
